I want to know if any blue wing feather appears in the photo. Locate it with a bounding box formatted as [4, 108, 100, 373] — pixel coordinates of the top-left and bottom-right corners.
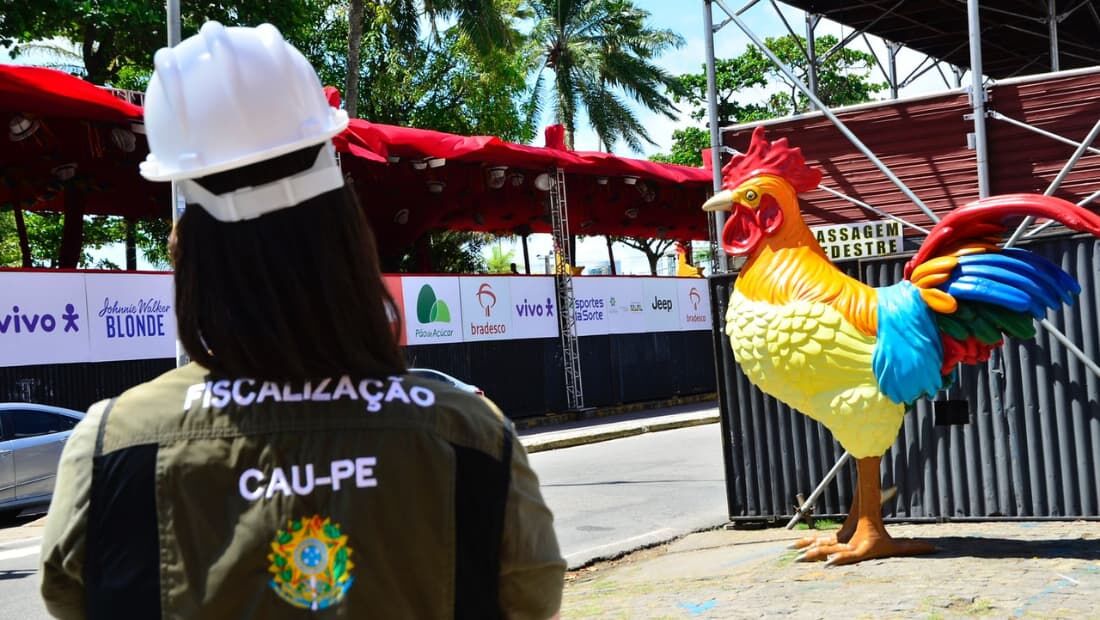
[872, 281, 945, 404]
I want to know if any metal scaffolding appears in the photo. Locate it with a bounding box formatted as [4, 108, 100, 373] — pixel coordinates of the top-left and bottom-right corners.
[548, 168, 585, 410]
[703, 0, 1100, 527]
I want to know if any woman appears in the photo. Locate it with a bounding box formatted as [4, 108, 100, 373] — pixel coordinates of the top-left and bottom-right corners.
[40, 22, 564, 619]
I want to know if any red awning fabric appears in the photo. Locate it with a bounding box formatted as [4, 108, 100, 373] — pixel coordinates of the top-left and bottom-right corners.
[2, 67, 712, 260]
[335, 119, 713, 256]
[0, 64, 166, 219]
[0, 65, 142, 121]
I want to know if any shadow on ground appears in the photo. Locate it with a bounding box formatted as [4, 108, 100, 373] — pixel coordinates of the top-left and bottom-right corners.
[911, 536, 1100, 561]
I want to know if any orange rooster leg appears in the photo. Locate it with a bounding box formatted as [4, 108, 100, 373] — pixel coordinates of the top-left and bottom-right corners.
[797, 457, 935, 565]
[789, 486, 859, 550]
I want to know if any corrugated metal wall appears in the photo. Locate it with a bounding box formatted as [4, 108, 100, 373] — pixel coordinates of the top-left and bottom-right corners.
[721, 68, 1100, 233]
[712, 233, 1100, 520]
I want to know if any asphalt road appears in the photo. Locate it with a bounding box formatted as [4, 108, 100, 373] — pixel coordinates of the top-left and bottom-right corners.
[530, 423, 728, 568]
[0, 422, 728, 615]
[0, 512, 46, 620]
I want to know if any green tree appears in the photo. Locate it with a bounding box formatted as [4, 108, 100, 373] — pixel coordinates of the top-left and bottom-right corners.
[393, 231, 490, 273]
[673, 34, 885, 125]
[486, 243, 516, 273]
[0, 1, 335, 85]
[653, 34, 884, 166]
[16, 212, 129, 269]
[526, 0, 684, 152]
[345, 0, 514, 119]
[649, 126, 709, 167]
[0, 212, 22, 266]
[607, 235, 676, 276]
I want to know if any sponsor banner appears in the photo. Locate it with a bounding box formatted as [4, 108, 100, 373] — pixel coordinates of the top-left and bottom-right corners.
[641, 278, 681, 332]
[572, 277, 625, 336]
[811, 220, 903, 262]
[677, 280, 711, 330]
[602, 278, 647, 335]
[401, 276, 463, 345]
[85, 273, 176, 362]
[0, 272, 91, 367]
[459, 277, 513, 341]
[507, 277, 558, 340]
[383, 276, 406, 346]
[459, 276, 558, 342]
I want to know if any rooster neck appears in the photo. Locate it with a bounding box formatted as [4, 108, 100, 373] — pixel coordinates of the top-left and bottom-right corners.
[736, 232, 880, 337]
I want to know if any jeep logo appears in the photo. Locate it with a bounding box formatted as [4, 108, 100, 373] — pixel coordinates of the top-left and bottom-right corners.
[651, 297, 673, 312]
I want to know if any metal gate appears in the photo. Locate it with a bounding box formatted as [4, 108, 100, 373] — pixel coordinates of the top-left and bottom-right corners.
[711, 233, 1100, 521]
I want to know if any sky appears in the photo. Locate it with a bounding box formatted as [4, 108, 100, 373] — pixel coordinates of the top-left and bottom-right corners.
[515, 0, 959, 275]
[6, 2, 964, 274]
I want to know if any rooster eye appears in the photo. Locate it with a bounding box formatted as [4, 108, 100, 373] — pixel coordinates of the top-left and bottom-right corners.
[745, 190, 758, 201]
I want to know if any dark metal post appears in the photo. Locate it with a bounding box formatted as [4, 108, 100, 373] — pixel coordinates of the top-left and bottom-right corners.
[1048, 0, 1060, 71]
[967, 0, 991, 198]
[703, 0, 728, 273]
[805, 14, 819, 109]
[887, 41, 900, 99]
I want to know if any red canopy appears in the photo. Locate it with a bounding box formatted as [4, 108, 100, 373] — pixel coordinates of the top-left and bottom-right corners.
[336, 120, 713, 256]
[0, 64, 166, 219]
[3, 68, 712, 261]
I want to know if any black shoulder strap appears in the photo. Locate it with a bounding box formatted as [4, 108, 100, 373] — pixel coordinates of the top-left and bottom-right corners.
[85, 396, 161, 619]
[452, 422, 514, 620]
[92, 397, 117, 458]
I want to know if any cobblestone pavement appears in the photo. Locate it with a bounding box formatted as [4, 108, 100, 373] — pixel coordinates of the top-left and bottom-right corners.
[562, 521, 1100, 619]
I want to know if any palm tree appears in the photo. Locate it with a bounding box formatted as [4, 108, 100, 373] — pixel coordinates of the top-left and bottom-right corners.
[527, 0, 683, 152]
[346, 0, 513, 118]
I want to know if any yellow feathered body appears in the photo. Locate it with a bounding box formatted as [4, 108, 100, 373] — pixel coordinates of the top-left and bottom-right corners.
[728, 241, 905, 458]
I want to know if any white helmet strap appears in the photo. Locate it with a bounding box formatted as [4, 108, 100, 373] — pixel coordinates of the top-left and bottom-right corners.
[179, 144, 345, 222]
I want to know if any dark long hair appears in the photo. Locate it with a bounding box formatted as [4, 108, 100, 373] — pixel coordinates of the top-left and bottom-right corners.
[172, 144, 405, 380]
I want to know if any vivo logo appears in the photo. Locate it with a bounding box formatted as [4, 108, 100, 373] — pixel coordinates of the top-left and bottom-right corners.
[516, 297, 555, 318]
[0, 304, 80, 334]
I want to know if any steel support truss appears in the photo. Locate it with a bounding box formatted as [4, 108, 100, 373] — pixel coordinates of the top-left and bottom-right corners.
[548, 168, 585, 410]
[703, 0, 1100, 529]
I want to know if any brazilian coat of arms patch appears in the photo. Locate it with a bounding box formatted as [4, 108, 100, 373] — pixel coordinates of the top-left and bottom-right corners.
[268, 515, 355, 610]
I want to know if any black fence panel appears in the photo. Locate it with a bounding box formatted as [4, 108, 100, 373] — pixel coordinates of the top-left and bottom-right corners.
[578, 332, 716, 407]
[712, 233, 1100, 521]
[0, 358, 176, 412]
[5, 329, 715, 421]
[405, 338, 567, 418]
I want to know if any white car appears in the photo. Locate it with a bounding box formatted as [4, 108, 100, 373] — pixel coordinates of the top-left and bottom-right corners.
[0, 403, 84, 517]
[407, 368, 484, 396]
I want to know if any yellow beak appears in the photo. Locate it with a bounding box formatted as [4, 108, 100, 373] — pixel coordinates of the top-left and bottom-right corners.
[702, 189, 734, 212]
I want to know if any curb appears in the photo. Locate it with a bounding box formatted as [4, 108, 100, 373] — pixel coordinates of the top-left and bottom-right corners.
[513, 392, 718, 431]
[522, 414, 719, 454]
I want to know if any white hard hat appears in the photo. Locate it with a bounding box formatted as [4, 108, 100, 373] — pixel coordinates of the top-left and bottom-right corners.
[140, 22, 349, 221]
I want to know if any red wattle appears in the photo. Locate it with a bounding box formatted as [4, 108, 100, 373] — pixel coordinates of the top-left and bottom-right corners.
[721, 203, 762, 256]
[757, 197, 784, 234]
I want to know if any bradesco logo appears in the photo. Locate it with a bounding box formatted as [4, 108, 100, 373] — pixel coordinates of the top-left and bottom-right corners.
[684, 286, 707, 324]
[414, 284, 455, 338]
[0, 303, 81, 334]
[98, 296, 171, 339]
[470, 283, 506, 336]
[476, 283, 496, 316]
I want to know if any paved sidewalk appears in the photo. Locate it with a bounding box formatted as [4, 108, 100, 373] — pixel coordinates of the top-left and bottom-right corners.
[518, 401, 719, 454]
[562, 520, 1100, 619]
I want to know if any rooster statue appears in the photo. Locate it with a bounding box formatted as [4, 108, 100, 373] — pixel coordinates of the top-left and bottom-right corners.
[704, 127, 1100, 566]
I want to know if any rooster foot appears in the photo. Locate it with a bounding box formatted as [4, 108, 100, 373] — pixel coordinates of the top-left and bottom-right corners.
[823, 536, 935, 566]
[797, 530, 935, 565]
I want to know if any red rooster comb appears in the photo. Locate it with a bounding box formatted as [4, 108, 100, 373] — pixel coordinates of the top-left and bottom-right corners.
[722, 126, 822, 193]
